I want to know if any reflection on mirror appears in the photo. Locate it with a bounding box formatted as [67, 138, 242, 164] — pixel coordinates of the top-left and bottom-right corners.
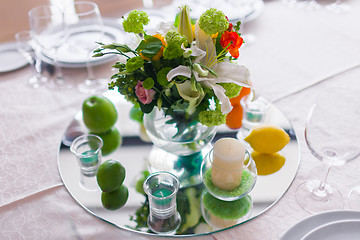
[58, 92, 299, 237]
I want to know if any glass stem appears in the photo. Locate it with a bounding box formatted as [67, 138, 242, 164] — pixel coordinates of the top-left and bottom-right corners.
[86, 50, 95, 81]
[34, 57, 43, 80]
[53, 47, 64, 82]
[143, 0, 154, 8]
[314, 164, 331, 197]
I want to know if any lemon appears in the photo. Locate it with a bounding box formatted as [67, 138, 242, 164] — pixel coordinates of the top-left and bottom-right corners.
[244, 124, 290, 154]
[96, 159, 125, 192]
[251, 151, 286, 175]
[101, 185, 129, 210]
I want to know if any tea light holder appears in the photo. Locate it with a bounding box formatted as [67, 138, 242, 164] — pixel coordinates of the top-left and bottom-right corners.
[70, 134, 103, 177]
[201, 148, 257, 201]
[143, 171, 181, 234]
[201, 191, 253, 230]
[240, 95, 270, 133]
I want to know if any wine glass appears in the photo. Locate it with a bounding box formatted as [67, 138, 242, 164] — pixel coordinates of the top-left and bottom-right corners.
[348, 184, 360, 209]
[326, 0, 351, 14]
[296, 87, 360, 213]
[64, 1, 108, 94]
[143, 0, 154, 8]
[28, 5, 71, 90]
[15, 30, 47, 88]
[139, 0, 175, 31]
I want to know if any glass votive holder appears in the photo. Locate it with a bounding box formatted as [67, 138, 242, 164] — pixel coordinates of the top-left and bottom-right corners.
[143, 171, 181, 234]
[201, 191, 252, 230]
[70, 134, 103, 177]
[240, 95, 270, 133]
[201, 149, 257, 201]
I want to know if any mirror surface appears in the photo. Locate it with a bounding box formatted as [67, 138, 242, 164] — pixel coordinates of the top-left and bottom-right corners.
[58, 91, 299, 237]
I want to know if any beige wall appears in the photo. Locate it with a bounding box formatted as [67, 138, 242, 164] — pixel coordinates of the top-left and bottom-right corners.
[0, 0, 173, 43]
[0, 0, 48, 43]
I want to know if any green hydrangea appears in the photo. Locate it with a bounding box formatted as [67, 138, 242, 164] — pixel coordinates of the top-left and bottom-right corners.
[199, 110, 226, 127]
[125, 56, 144, 72]
[218, 83, 242, 99]
[165, 30, 187, 47]
[123, 10, 150, 34]
[156, 67, 172, 86]
[163, 43, 184, 60]
[198, 8, 229, 35]
[143, 77, 154, 89]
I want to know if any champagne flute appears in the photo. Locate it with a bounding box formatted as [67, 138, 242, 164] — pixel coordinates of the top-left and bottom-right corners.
[64, 1, 108, 94]
[295, 87, 360, 213]
[28, 5, 71, 89]
[15, 30, 47, 88]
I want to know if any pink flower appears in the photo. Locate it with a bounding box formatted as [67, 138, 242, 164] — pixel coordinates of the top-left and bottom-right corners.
[135, 81, 155, 104]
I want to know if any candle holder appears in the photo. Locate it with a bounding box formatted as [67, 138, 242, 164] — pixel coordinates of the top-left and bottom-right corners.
[201, 191, 252, 230]
[201, 148, 257, 201]
[70, 134, 103, 177]
[239, 95, 270, 136]
[143, 171, 181, 234]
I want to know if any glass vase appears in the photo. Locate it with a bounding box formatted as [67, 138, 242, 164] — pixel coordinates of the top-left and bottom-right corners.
[143, 108, 216, 187]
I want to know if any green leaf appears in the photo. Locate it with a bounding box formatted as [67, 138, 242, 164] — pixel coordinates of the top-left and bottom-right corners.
[234, 21, 242, 32]
[92, 53, 104, 57]
[143, 77, 154, 89]
[136, 36, 163, 58]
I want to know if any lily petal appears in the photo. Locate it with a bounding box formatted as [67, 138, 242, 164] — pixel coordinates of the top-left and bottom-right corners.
[176, 80, 205, 115]
[193, 62, 251, 114]
[178, 5, 194, 45]
[190, 45, 206, 62]
[195, 22, 217, 68]
[201, 80, 233, 114]
[167, 65, 191, 82]
[211, 62, 251, 86]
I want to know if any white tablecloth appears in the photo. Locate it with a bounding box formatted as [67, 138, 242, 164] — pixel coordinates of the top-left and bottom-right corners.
[1, 0, 360, 239]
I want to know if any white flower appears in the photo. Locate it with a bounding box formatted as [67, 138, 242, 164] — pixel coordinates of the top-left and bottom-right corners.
[167, 22, 251, 114]
[175, 80, 205, 115]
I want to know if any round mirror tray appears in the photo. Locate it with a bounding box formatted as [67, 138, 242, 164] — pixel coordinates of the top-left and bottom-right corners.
[58, 91, 299, 237]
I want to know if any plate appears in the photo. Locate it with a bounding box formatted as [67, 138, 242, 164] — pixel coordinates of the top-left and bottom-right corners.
[40, 18, 126, 68]
[0, 42, 28, 73]
[280, 210, 360, 240]
[303, 220, 360, 240]
[58, 92, 300, 237]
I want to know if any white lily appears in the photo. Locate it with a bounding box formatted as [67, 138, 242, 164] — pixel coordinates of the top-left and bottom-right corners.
[178, 5, 194, 45]
[175, 80, 205, 115]
[167, 21, 251, 114]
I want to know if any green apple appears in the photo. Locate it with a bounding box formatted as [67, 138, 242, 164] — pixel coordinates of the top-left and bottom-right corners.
[101, 185, 129, 210]
[96, 159, 126, 192]
[134, 170, 150, 195]
[92, 126, 122, 156]
[82, 96, 117, 133]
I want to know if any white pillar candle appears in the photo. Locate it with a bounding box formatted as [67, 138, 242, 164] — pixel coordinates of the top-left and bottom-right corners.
[211, 138, 245, 191]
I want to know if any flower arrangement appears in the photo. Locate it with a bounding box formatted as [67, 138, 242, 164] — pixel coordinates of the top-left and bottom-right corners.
[94, 6, 251, 128]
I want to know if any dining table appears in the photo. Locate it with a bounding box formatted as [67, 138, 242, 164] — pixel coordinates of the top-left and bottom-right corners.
[1, 0, 360, 239]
